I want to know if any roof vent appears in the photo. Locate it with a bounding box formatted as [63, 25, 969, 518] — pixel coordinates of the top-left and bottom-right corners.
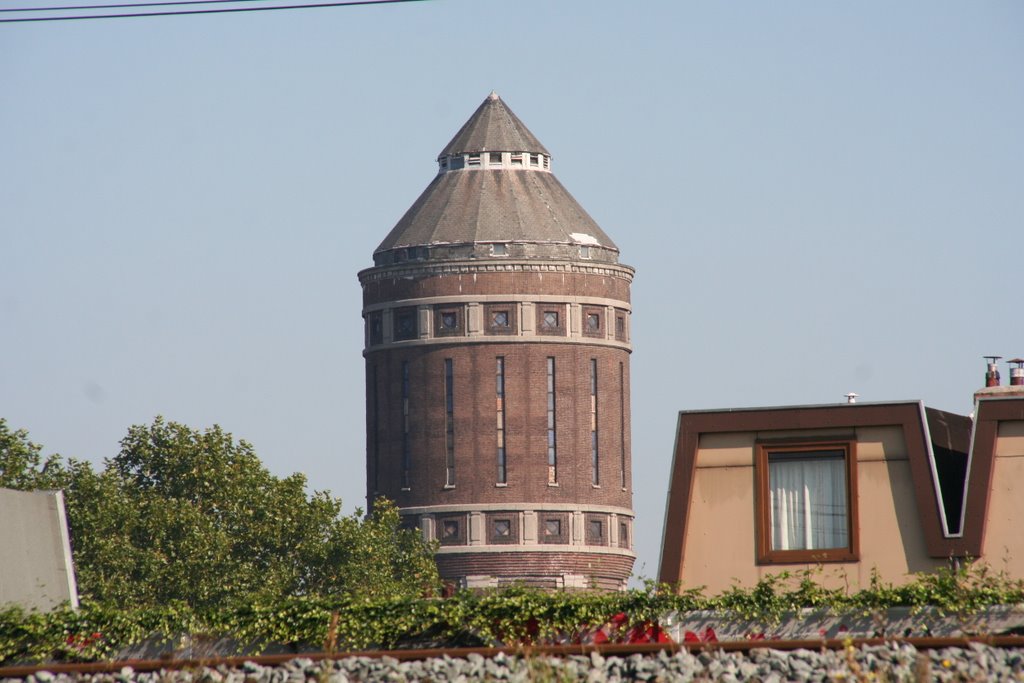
[844, 392, 858, 404]
[984, 355, 1002, 387]
[1010, 358, 1024, 386]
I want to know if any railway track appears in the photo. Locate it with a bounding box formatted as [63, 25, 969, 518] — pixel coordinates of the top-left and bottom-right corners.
[3, 636, 1024, 678]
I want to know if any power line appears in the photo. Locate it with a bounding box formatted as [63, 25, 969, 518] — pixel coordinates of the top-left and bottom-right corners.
[0, 0, 427, 23]
[0, 0, 275, 13]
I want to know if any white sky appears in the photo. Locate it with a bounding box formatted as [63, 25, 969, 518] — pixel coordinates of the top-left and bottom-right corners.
[2, 0, 1022, 585]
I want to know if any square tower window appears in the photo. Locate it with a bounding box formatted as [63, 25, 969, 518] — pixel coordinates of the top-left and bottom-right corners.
[438, 516, 466, 546]
[538, 308, 565, 335]
[488, 515, 517, 544]
[541, 514, 567, 544]
[393, 308, 417, 341]
[486, 304, 516, 335]
[587, 519, 605, 546]
[367, 311, 383, 346]
[615, 313, 627, 341]
[434, 307, 463, 336]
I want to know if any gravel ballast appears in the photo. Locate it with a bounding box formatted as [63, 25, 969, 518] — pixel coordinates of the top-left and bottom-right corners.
[6, 645, 1024, 683]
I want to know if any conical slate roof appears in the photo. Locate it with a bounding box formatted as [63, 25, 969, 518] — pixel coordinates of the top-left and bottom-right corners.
[373, 93, 620, 266]
[439, 91, 549, 157]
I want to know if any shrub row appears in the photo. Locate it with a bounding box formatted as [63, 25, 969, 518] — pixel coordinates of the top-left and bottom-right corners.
[3, 565, 1022, 665]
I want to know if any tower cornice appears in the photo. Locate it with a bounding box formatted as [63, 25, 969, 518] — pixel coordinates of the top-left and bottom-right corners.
[358, 258, 635, 286]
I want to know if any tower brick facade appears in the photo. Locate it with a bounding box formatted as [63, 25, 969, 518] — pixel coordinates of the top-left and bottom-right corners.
[359, 93, 635, 590]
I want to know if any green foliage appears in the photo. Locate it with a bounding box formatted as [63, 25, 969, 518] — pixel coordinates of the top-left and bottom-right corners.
[3, 563, 1024, 664]
[0, 417, 439, 610]
[5, 418, 1024, 665]
[0, 418, 65, 490]
[4, 563, 1024, 664]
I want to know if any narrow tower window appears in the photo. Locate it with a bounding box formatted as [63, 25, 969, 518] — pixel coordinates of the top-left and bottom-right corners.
[547, 357, 557, 484]
[590, 358, 599, 486]
[401, 361, 411, 489]
[496, 357, 507, 484]
[370, 365, 380, 494]
[619, 361, 627, 489]
[445, 358, 455, 486]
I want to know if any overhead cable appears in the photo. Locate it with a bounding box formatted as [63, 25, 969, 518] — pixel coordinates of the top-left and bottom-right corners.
[0, 0, 275, 13]
[0, 0, 427, 23]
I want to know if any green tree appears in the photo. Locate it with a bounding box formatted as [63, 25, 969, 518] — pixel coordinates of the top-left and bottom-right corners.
[0, 417, 439, 608]
[0, 418, 65, 489]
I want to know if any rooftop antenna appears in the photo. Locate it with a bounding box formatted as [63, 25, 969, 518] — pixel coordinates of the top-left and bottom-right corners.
[844, 392, 859, 404]
[984, 355, 1002, 387]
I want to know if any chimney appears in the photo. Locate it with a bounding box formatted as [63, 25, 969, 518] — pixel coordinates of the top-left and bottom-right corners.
[984, 356, 1002, 387]
[974, 356, 1024, 402]
[1010, 358, 1024, 387]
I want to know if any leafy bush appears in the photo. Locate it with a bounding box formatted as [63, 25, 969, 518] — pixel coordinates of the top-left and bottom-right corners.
[3, 564, 1023, 664]
[1, 417, 440, 609]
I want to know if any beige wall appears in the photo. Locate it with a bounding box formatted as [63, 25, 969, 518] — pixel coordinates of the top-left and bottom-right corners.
[679, 426, 945, 595]
[982, 420, 1024, 575]
[0, 488, 78, 611]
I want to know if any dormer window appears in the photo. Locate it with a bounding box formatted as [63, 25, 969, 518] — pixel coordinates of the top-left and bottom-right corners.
[449, 156, 465, 170]
[489, 152, 503, 166]
[580, 246, 591, 259]
[530, 154, 540, 167]
[491, 243, 508, 256]
[511, 153, 524, 166]
[468, 154, 481, 167]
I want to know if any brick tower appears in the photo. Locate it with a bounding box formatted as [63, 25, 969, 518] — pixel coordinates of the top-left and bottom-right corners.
[359, 93, 635, 590]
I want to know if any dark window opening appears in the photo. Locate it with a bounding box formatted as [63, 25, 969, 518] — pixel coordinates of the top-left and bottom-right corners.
[394, 308, 417, 341]
[547, 357, 557, 484]
[590, 359, 599, 486]
[496, 357, 507, 484]
[401, 361, 411, 489]
[444, 359, 455, 486]
[368, 312, 383, 346]
[587, 519, 604, 545]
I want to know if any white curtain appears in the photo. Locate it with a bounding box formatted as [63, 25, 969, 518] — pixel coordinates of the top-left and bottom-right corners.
[769, 456, 848, 551]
